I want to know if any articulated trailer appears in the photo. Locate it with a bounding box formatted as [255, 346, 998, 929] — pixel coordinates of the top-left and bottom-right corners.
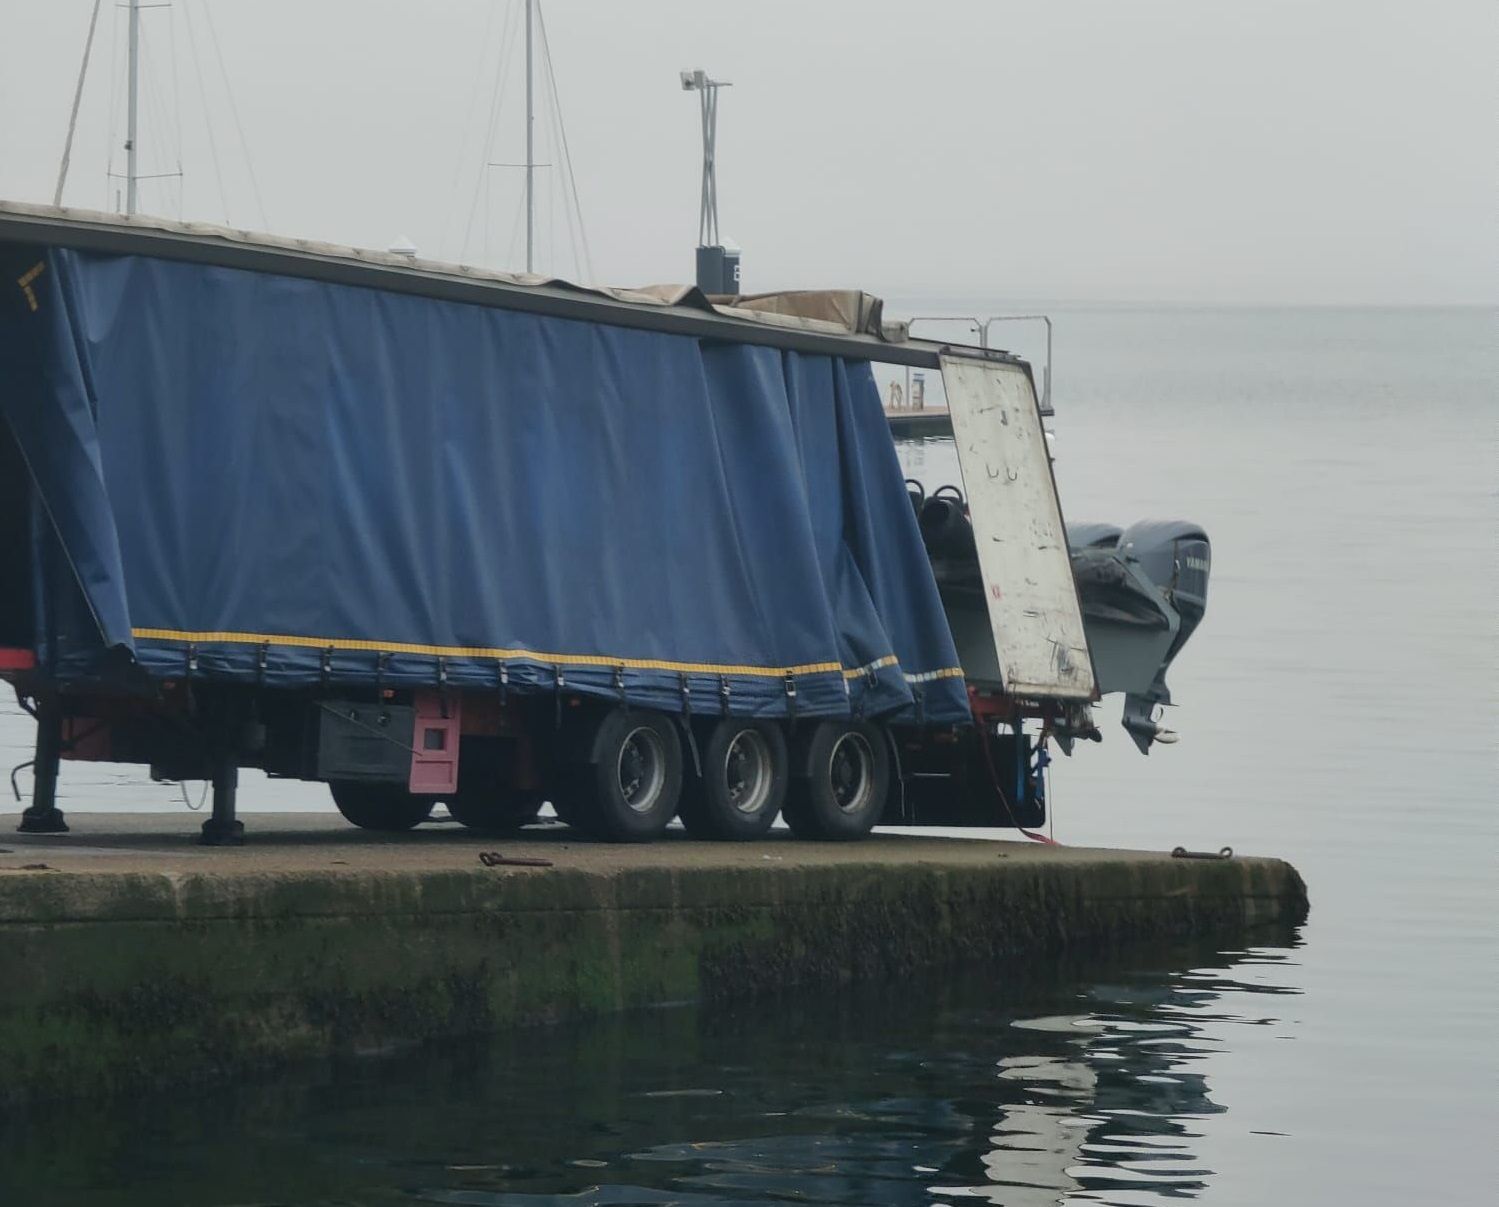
[0, 203, 1209, 845]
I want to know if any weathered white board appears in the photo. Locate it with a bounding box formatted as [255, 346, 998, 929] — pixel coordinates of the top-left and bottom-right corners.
[939, 354, 1096, 700]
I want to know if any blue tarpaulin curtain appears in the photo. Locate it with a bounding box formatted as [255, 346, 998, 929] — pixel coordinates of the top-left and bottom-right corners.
[0, 247, 969, 723]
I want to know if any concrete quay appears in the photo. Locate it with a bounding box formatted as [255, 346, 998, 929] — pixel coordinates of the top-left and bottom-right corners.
[0, 814, 1308, 1105]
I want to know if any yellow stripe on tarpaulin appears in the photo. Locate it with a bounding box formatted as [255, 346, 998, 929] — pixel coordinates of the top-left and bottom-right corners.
[131, 627, 849, 680]
[131, 628, 964, 687]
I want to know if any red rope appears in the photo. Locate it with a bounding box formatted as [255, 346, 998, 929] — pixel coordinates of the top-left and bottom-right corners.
[977, 723, 1058, 844]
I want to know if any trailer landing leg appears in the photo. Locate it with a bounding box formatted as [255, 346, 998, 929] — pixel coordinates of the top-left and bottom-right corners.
[18, 702, 68, 834]
[200, 755, 244, 846]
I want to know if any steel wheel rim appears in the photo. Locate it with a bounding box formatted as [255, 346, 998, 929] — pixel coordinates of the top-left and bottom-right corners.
[617, 726, 666, 813]
[828, 731, 874, 813]
[723, 728, 773, 815]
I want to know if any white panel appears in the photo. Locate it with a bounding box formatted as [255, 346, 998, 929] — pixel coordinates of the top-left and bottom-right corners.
[939, 354, 1096, 700]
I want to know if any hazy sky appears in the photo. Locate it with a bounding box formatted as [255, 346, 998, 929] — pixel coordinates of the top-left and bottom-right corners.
[2, 0, 1494, 304]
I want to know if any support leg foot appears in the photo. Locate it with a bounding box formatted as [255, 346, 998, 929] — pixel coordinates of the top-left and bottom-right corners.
[200, 754, 244, 846]
[199, 815, 244, 846]
[18, 700, 68, 834]
[17, 806, 68, 834]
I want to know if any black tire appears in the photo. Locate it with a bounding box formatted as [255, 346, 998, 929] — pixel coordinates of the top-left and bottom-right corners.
[557, 709, 683, 842]
[551, 793, 585, 830]
[328, 781, 436, 832]
[679, 718, 787, 840]
[782, 720, 889, 841]
[447, 785, 543, 832]
[445, 738, 545, 832]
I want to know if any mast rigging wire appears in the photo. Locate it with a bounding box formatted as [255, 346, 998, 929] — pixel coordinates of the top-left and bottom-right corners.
[439, 0, 501, 261]
[169, 0, 184, 216]
[180, 0, 232, 226]
[541, 93, 578, 278]
[535, 1, 593, 282]
[138, 32, 184, 213]
[54, 0, 105, 206]
[195, 0, 269, 230]
[460, 0, 523, 264]
[502, 166, 528, 270]
[104, 0, 121, 208]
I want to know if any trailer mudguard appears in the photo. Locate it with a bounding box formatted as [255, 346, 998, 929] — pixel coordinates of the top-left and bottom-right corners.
[0, 246, 968, 723]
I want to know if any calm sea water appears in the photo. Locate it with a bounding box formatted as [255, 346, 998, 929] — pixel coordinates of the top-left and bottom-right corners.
[2, 304, 1495, 1204]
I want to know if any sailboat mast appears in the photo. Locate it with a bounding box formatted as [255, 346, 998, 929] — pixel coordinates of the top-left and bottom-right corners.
[126, 0, 140, 215]
[524, 0, 534, 272]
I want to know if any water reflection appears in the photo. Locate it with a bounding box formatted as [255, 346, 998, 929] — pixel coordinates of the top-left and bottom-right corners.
[918, 955, 1299, 1206]
[0, 936, 1302, 1207]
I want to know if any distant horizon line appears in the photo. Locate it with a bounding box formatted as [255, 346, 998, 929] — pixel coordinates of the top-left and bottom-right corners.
[868, 293, 1499, 312]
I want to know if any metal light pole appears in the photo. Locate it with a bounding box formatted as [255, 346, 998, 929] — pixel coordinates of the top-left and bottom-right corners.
[681, 68, 726, 248]
[680, 68, 736, 293]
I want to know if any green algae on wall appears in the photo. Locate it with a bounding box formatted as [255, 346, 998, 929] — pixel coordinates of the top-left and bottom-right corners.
[0, 854, 1308, 1107]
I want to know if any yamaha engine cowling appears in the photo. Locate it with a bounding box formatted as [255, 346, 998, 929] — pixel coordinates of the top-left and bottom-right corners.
[1067, 519, 1211, 752]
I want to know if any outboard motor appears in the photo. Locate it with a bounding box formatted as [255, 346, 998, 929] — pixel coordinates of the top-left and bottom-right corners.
[903, 473, 1212, 755]
[1068, 519, 1211, 753]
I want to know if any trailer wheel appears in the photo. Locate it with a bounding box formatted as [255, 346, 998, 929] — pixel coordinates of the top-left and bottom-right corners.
[782, 720, 889, 840]
[551, 793, 584, 829]
[447, 786, 544, 832]
[679, 719, 787, 840]
[560, 709, 683, 842]
[328, 781, 436, 832]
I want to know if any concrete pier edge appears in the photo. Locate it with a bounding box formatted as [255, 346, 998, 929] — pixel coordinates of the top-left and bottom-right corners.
[0, 818, 1308, 1107]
